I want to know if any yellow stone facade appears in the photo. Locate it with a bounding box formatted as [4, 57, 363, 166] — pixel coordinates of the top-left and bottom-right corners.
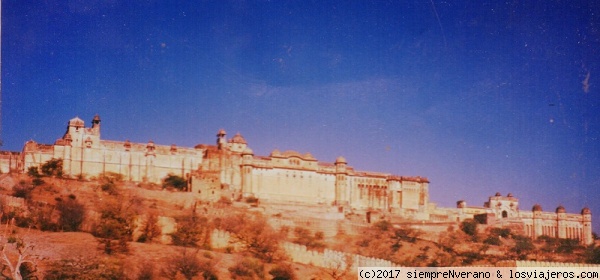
[3, 116, 592, 244]
[455, 193, 593, 245]
[191, 129, 431, 219]
[21, 115, 203, 182]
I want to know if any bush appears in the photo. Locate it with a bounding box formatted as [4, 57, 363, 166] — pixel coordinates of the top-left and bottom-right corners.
[32, 178, 45, 186]
[483, 235, 501, 246]
[171, 212, 211, 247]
[57, 196, 85, 231]
[162, 249, 217, 280]
[460, 219, 478, 237]
[586, 246, 600, 264]
[512, 235, 535, 259]
[269, 263, 296, 280]
[13, 182, 35, 200]
[100, 182, 120, 195]
[44, 258, 125, 280]
[220, 213, 284, 262]
[137, 212, 162, 243]
[100, 172, 124, 182]
[162, 174, 187, 191]
[27, 166, 40, 178]
[40, 158, 63, 177]
[93, 199, 138, 254]
[293, 227, 325, 250]
[490, 227, 511, 238]
[228, 258, 265, 279]
[99, 173, 122, 195]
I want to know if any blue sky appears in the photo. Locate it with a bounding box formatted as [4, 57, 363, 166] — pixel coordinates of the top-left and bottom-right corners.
[3, 1, 600, 231]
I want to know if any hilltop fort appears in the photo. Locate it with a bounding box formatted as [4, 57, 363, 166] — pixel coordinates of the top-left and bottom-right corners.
[0, 115, 593, 245]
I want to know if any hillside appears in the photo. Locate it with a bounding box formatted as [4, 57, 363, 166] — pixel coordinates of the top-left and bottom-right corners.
[0, 173, 597, 279]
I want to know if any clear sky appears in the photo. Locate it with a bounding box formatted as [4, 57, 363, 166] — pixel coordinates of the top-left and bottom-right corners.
[3, 1, 600, 231]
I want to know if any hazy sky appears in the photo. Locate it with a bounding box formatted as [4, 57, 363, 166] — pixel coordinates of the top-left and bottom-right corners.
[3, 1, 600, 231]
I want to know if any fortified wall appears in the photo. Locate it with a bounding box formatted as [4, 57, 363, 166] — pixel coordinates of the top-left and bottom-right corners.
[20, 115, 204, 183]
[192, 129, 431, 218]
[0, 115, 593, 244]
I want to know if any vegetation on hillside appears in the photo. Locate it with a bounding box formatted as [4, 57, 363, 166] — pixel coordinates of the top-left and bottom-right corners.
[0, 171, 598, 279]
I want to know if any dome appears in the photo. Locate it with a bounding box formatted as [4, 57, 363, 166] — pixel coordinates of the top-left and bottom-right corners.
[532, 204, 543, 212]
[582, 207, 591, 215]
[217, 129, 227, 136]
[229, 132, 247, 144]
[92, 114, 101, 122]
[495, 192, 502, 197]
[242, 147, 254, 155]
[507, 193, 513, 197]
[335, 156, 347, 164]
[270, 149, 281, 157]
[147, 140, 155, 147]
[556, 205, 566, 213]
[303, 153, 316, 161]
[69, 116, 85, 127]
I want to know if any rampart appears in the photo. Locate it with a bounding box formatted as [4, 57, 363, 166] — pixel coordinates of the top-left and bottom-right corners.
[497, 260, 600, 267]
[209, 228, 397, 269]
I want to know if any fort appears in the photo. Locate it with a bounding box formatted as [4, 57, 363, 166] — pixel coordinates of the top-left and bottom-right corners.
[0, 115, 593, 244]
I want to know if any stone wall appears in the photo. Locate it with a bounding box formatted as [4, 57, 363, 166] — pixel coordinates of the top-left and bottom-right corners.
[497, 260, 600, 267]
[0, 194, 26, 210]
[208, 228, 397, 269]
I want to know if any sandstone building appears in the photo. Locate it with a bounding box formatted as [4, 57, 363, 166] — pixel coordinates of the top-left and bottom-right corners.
[452, 193, 594, 245]
[20, 115, 203, 183]
[1, 115, 593, 244]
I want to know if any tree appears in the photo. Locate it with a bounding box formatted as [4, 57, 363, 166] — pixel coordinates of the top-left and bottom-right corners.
[93, 198, 139, 254]
[220, 213, 284, 262]
[171, 211, 211, 248]
[162, 174, 188, 191]
[40, 158, 63, 177]
[322, 253, 354, 280]
[137, 212, 162, 243]
[460, 219, 478, 238]
[293, 227, 325, 250]
[56, 195, 85, 232]
[512, 235, 535, 259]
[0, 222, 38, 280]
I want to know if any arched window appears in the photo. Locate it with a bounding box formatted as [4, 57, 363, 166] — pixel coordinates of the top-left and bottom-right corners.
[502, 210, 508, 218]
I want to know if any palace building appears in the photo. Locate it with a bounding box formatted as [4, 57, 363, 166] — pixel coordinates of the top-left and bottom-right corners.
[1, 115, 593, 244]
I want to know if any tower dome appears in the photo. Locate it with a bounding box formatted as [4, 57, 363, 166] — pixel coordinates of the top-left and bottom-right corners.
[582, 207, 591, 215]
[335, 156, 347, 164]
[229, 133, 247, 144]
[556, 205, 566, 213]
[532, 204, 543, 212]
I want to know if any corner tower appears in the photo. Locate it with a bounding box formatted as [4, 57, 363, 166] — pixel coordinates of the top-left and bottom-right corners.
[91, 114, 101, 135]
[582, 207, 593, 245]
[335, 156, 348, 206]
[241, 147, 254, 197]
[217, 129, 227, 150]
